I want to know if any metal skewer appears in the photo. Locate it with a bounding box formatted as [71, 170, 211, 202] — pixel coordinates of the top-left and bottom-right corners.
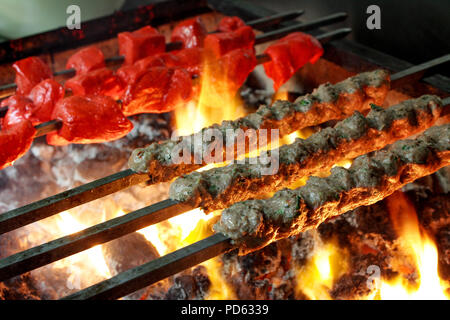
[63, 233, 233, 300]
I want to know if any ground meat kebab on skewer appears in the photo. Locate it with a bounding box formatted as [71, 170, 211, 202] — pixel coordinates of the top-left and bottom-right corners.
[214, 123, 450, 255]
[129, 69, 390, 180]
[169, 95, 443, 212]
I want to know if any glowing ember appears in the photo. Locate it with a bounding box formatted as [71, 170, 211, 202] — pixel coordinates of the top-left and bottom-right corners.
[295, 239, 349, 300]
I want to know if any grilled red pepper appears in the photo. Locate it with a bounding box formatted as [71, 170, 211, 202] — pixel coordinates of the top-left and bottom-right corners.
[1, 95, 36, 128]
[65, 68, 123, 99]
[12, 57, 52, 95]
[203, 47, 256, 100]
[174, 48, 204, 77]
[0, 120, 36, 170]
[1, 79, 64, 128]
[118, 26, 166, 65]
[66, 46, 106, 75]
[46, 95, 133, 146]
[171, 17, 208, 49]
[122, 67, 192, 115]
[204, 26, 255, 58]
[217, 48, 257, 92]
[263, 32, 324, 91]
[116, 55, 166, 86]
[28, 79, 65, 122]
[217, 16, 246, 32]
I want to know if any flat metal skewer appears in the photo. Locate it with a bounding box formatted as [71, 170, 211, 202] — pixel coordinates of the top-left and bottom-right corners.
[62, 233, 233, 300]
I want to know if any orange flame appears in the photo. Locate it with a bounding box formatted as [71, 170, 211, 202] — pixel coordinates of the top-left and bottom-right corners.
[294, 237, 349, 300]
[376, 191, 449, 299]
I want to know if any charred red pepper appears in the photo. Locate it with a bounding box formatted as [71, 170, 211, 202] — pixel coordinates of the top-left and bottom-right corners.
[171, 17, 208, 49]
[202, 48, 256, 100]
[118, 26, 166, 65]
[12, 57, 52, 95]
[28, 79, 65, 123]
[66, 46, 106, 75]
[0, 120, 36, 170]
[217, 48, 257, 92]
[1, 79, 64, 128]
[203, 26, 255, 58]
[46, 95, 133, 146]
[263, 32, 324, 91]
[116, 55, 166, 87]
[1, 95, 36, 128]
[65, 68, 123, 99]
[174, 48, 204, 77]
[217, 16, 246, 32]
[117, 49, 204, 84]
[122, 67, 192, 115]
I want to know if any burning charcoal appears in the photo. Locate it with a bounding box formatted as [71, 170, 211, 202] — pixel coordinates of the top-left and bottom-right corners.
[290, 230, 319, 265]
[435, 166, 450, 193]
[347, 203, 396, 241]
[436, 227, 450, 280]
[165, 275, 196, 300]
[165, 266, 210, 300]
[192, 266, 211, 298]
[221, 241, 294, 299]
[0, 274, 41, 300]
[102, 233, 159, 275]
[414, 194, 450, 234]
[102, 232, 160, 300]
[330, 274, 372, 300]
[240, 85, 272, 111]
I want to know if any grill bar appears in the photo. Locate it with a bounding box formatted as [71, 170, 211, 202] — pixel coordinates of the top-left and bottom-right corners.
[0, 27, 352, 235]
[0, 9, 307, 94]
[244, 9, 305, 30]
[254, 12, 346, 44]
[0, 199, 193, 282]
[62, 233, 233, 300]
[0, 169, 148, 234]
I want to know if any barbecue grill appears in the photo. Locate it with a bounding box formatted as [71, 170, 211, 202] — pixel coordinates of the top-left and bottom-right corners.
[0, 0, 449, 301]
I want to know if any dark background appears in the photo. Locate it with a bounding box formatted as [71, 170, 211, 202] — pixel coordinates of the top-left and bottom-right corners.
[123, 0, 450, 77]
